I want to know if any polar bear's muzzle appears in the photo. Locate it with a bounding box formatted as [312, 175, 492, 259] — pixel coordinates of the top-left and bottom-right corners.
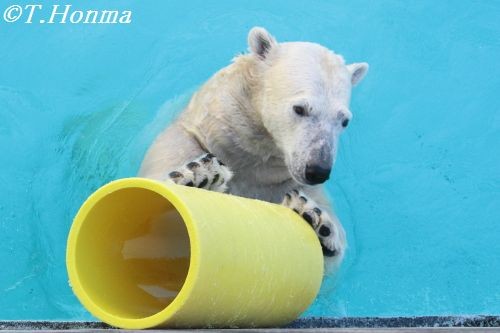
[288, 141, 334, 186]
[286, 126, 337, 185]
[304, 144, 333, 185]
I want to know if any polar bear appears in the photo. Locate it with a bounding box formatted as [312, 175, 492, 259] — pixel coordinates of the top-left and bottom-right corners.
[139, 27, 368, 268]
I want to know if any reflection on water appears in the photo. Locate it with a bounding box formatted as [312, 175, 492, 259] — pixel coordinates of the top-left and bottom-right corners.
[121, 210, 190, 306]
[123, 210, 190, 260]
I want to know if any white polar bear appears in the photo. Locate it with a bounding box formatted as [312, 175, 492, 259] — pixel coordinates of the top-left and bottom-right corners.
[139, 27, 368, 269]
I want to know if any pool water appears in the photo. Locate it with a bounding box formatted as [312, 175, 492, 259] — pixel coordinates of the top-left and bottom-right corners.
[0, 0, 499, 320]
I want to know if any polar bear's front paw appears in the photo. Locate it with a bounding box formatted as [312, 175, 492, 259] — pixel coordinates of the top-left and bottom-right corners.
[167, 153, 233, 192]
[282, 190, 345, 258]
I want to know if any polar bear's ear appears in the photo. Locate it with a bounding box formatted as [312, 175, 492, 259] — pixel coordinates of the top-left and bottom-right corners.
[248, 27, 277, 59]
[347, 62, 369, 86]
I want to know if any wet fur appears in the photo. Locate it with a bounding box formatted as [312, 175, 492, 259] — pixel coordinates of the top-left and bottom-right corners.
[139, 27, 368, 271]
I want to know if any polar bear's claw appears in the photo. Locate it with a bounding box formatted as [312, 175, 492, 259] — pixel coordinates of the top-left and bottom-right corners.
[167, 153, 233, 192]
[282, 189, 344, 258]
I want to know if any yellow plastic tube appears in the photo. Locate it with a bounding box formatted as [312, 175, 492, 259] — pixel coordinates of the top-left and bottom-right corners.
[66, 178, 323, 329]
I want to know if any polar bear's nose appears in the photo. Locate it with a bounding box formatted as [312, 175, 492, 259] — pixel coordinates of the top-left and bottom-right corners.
[305, 164, 331, 184]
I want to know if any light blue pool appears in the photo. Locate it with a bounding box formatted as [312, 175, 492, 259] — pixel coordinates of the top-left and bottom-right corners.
[0, 0, 499, 321]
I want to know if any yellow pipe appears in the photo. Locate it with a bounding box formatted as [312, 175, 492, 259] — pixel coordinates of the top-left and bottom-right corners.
[66, 178, 323, 329]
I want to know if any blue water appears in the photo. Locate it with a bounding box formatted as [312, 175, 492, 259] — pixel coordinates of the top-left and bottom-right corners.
[1, 0, 499, 320]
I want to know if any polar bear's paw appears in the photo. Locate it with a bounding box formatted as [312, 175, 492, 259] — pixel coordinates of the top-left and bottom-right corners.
[282, 189, 345, 258]
[167, 153, 233, 192]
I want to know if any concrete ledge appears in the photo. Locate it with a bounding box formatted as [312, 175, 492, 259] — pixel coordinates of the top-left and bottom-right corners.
[0, 316, 499, 331]
[291, 316, 500, 328]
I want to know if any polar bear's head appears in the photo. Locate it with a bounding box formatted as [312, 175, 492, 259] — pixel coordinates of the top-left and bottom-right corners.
[248, 27, 368, 185]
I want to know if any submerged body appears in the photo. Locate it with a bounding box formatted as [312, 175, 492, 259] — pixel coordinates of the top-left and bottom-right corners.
[139, 27, 368, 268]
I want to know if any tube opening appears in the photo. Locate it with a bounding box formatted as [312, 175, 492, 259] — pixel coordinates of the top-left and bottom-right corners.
[73, 186, 190, 319]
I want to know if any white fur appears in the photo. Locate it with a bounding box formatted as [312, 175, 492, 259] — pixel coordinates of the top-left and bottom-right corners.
[139, 27, 368, 271]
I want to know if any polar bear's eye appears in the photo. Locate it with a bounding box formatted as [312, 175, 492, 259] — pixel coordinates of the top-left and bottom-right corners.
[293, 105, 307, 117]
